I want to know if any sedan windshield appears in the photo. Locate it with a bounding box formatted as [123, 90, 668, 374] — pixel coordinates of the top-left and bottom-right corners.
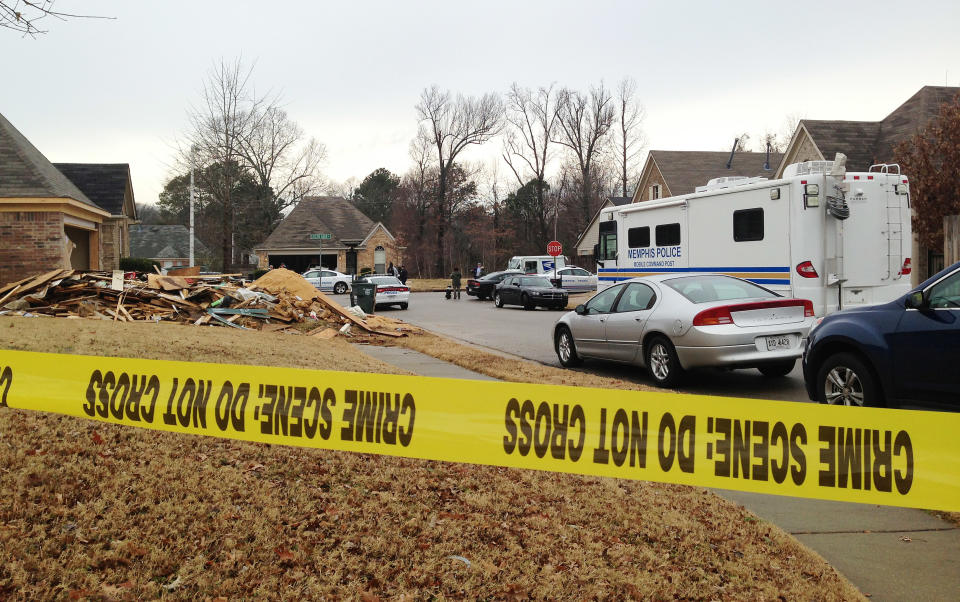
[664, 275, 779, 303]
[521, 277, 552, 287]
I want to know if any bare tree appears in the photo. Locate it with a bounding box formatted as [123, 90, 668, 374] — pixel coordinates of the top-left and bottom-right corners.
[179, 59, 324, 270]
[554, 83, 615, 229]
[238, 106, 326, 210]
[0, 1, 112, 37]
[502, 83, 560, 246]
[610, 78, 646, 198]
[415, 86, 504, 275]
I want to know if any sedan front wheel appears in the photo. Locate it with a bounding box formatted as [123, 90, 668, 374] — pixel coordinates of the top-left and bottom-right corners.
[555, 326, 582, 367]
[494, 293, 504, 308]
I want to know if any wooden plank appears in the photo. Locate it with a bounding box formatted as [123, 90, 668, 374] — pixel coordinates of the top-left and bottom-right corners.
[168, 266, 201, 277]
[0, 284, 22, 307]
[154, 292, 201, 308]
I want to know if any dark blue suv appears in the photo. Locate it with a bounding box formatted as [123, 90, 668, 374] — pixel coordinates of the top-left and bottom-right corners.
[803, 260, 960, 409]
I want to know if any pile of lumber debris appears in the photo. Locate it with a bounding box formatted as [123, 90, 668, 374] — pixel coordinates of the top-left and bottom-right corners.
[0, 268, 419, 338]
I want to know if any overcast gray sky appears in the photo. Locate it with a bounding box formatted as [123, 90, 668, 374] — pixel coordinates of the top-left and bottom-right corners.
[3, 0, 959, 205]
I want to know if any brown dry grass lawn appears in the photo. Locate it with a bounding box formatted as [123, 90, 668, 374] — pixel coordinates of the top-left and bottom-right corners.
[0, 316, 863, 600]
[405, 278, 450, 292]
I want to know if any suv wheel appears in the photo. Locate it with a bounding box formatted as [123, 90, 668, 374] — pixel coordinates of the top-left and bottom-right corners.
[334, 281, 348, 295]
[645, 336, 684, 387]
[494, 293, 504, 308]
[555, 326, 582, 367]
[816, 352, 882, 407]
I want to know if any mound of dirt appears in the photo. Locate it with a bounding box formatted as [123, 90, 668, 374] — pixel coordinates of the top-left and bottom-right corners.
[250, 267, 323, 301]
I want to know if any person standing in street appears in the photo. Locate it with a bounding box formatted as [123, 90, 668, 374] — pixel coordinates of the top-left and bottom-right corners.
[450, 267, 462, 299]
[475, 262, 483, 278]
[398, 265, 408, 285]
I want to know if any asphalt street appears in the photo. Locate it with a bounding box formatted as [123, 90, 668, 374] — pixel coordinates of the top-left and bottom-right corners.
[388, 291, 812, 403]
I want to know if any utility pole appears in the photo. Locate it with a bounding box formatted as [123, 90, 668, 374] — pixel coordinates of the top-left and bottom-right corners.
[189, 167, 195, 267]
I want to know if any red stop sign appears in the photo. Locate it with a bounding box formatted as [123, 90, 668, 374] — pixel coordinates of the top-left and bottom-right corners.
[547, 240, 562, 257]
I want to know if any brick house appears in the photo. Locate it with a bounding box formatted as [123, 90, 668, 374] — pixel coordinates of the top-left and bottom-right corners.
[54, 163, 138, 271]
[775, 85, 960, 282]
[0, 112, 112, 285]
[255, 196, 403, 274]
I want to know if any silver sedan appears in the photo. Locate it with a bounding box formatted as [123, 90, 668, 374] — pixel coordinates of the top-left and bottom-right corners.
[553, 274, 815, 387]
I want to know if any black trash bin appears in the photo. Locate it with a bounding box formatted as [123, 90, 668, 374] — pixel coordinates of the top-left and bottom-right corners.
[350, 281, 377, 314]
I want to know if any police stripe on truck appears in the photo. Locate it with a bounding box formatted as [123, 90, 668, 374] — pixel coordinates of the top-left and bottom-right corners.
[598, 266, 791, 286]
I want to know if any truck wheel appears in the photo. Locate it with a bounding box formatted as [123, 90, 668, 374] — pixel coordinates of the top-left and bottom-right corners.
[522, 294, 534, 310]
[816, 352, 883, 407]
[334, 282, 347, 295]
[758, 359, 795, 378]
[645, 336, 684, 388]
[555, 326, 582, 367]
[494, 293, 504, 308]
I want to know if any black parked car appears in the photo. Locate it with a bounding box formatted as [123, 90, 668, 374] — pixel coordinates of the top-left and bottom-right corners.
[466, 269, 521, 300]
[802, 260, 960, 409]
[494, 275, 568, 310]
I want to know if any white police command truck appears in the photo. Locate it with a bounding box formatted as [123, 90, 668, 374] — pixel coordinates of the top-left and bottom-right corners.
[595, 155, 913, 316]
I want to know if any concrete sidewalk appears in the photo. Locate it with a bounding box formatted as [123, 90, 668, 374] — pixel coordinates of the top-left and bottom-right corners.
[356, 343, 960, 602]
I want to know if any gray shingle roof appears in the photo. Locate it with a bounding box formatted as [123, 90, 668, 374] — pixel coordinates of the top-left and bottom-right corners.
[609, 196, 632, 206]
[0, 112, 100, 209]
[800, 120, 883, 171]
[650, 150, 783, 196]
[799, 86, 960, 171]
[257, 196, 381, 250]
[877, 86, 960, 162]
[129, 225, 209, 259]
[53, 163, 134, 217]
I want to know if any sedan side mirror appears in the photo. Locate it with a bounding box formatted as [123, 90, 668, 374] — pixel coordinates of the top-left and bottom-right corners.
[575, 304, 587, 315]
[905, 290, 926, 309]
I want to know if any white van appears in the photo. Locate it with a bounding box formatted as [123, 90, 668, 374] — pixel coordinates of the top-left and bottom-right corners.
[506, 255, 567, 274]
[595, 156, 912, 316]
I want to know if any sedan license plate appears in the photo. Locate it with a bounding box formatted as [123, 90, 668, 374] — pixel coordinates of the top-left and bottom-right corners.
[765, 335, 791, 351]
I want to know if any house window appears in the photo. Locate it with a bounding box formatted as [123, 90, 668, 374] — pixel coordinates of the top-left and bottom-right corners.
[650, 184, 661, 200]
[628, 226, 650, 248]
[374, 246, 386, 274]
[655, 223, 681, 246]
[733, 208, 764, 242]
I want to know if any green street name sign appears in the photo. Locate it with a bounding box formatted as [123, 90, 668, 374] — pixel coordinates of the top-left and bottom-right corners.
[309, 233, 332, 240]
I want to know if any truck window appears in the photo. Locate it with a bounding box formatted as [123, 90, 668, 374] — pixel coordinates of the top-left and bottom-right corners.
[524, 260, 538, 273]
[628, 226, 650, 248]
[655, 223, 680, 246]
[598, 220, 617, 260]
[733, 208, 764, 242]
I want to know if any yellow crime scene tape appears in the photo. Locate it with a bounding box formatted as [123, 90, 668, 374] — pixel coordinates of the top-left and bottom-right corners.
[1, 349, 958, 512]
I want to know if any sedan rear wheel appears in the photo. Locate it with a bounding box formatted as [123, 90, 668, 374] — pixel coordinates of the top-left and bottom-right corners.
[494, 293, 504, 308]
[645, 336, 684, 388]
[333, 281, 348, 295]
[758, 359, 795, 378]
[816, 352, 882, 407]
[555, 326, 582, 367]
